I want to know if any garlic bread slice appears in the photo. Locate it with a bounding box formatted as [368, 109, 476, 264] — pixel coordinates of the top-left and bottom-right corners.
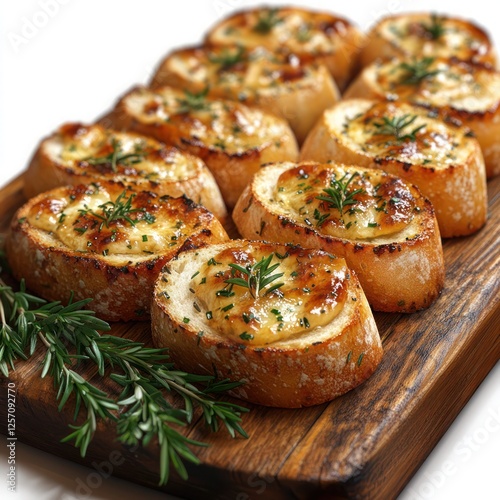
[150, 45, 340, 144]
[24, 123, 227, 221]
[300, 99, 487, 237]
[345, 57, 500, 178]
[359, 12, 496, 68]
[233, 162, 445, 313]
[101, 85, 298, 208]
[6, 182, 228, 321]
[205, 6, 363, 91]
[151, 240, 382, 407]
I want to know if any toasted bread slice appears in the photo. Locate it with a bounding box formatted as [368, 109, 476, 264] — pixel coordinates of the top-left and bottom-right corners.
[233, 162, 444, 313]
[100, 86, 298, 208]
[205, 6, 363, 91]
[150, 45, 340, 144]
[359, 12, 496, 68]
[300, 99, 487, 237]
[344, 57, 500, 178]
[6, 182, 228, 321]
[151, 240, 382, 407]
[23, 123, 228, 222]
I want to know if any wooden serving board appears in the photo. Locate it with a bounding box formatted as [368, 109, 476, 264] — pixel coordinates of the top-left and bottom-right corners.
[0, 174, 499, 499]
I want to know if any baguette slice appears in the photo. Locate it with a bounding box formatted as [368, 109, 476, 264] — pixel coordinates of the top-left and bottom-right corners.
[100, 85, 298, 208]
[359, 12, 496, 68]
[6, 182, 228, 321]
[344, 57, 500, 178]
[151, 240, 382, 407]
[300, 99, 487, 237]
[233, 162, 444, 313]
[150, 45, 340, 144]
[23, 123, 227, 222]
[205, 6, 363, 91]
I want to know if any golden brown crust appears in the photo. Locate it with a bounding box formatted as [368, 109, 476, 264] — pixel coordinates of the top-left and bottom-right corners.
[344, 57, 500, 178]
[150, 45, 340, 144]
[5, 182, 228, 321]
[205, 6, 364, 91]
[99, 85, 298, 208]
[300, 99, 488, 237]
[359, 12, 496, 68]
[232, 162, 445, 313]
[150, 241, 382, 407]
[23, 123, 228, 222]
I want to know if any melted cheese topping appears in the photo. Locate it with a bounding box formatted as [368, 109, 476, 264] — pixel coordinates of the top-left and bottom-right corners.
[163, 46, 323, 100]
[275, 164, 416, 239]
[45, 124, 199, 182]
[372, 57, 500, 113]
[379, 14, 493, 63]
[123, 87, 287, 154]
[209, 7, 352, 57]
[337, 101, 473, 167]
[190, 245, 348, 345]
[26, 184, 203, 260]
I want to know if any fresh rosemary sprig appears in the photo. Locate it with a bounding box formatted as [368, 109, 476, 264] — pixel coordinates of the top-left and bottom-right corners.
[372, 115, 426, 144]
[79, 190, 155, 230]
[176, 87, 211, 113]
[225, 254, 284, 299]
[398, 57, 440, 85]
[253, 8, 283, 34]
[84, 138, 145, 172]
[208, 46, 246, 69]
[316, 172, 364, 217]
[0, 266, 248, 485]
[420, 13, 446, 40]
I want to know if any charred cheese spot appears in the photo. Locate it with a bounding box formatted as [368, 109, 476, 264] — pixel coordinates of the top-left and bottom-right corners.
[275, 164, 415, 239]
[372, 57, 500, 113]
[46, 124, 200, 183]
[191, 244, 347, 345]
[123, 87, 285, 154]
[379, 14, 493, 63]
[26, 184, 201, 261]
[340, 101, 472, 167]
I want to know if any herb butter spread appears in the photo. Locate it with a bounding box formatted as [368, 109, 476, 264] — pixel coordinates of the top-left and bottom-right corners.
[47, 123, 198, 183]
[275, 163, 416, 239]
[25, 183, 209, 262]
[332, 101, 474, 167]
[379, 13, 492, 63]
[188, 245, 348, 345]
[372, 57, 500, 113]
[123, 86, 289, 155]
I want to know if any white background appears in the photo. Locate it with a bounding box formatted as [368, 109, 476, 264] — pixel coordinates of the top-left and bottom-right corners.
[0, 1, 499, 499]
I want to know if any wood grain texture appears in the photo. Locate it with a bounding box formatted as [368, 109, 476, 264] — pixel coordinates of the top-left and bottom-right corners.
[0, 173, 499, 499]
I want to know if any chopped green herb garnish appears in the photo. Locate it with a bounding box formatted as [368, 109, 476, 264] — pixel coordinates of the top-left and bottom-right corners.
[253, 8, 283, 34]
[316, 172, 364, 216]
[398, 57, 440, 86]
[225, 254, 284, 299]
[372, 115, 426, 144]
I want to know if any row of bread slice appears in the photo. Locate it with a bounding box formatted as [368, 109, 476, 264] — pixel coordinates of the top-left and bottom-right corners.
[6, 180, 383, 407]
[9, 7, 495, 408]
[23, 9, 496, 224]
[25, 93, 488, 242]
[151, 7, 500, 178]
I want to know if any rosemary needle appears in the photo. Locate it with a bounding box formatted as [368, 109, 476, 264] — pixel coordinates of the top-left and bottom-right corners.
[0, 254, 248, 485]
[225, 253, 285, 299]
